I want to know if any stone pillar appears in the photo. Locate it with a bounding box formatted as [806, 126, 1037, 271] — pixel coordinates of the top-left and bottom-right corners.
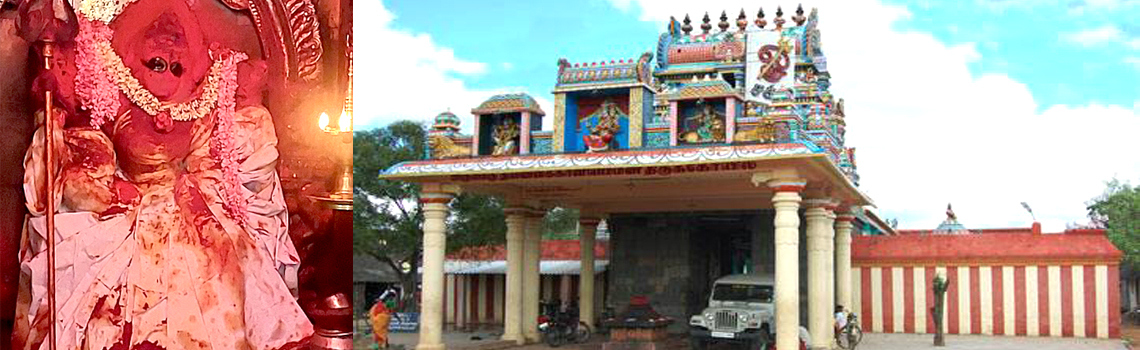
[417, 184, 459, 350]
[824, 204, 837, 346]
[669, 101, 679, 146]
[578, 218, 600, 328]
[835, 212, 855, 313]
[805, 199, 835, 350]
[521, 111, 532, 154]
[472, 115, 482, 156]
[523, 211, 544, 342]
[768, 179, 805, 350]
[725, 97, 737, 144]
[502, 208, 528, 343]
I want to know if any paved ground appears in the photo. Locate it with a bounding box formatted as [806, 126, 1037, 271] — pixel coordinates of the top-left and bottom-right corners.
[356, 316, 1132, 350]
[356, 323, 512, 350]
[858, 333, 1127, 350]
[359, 328, 1131, 350]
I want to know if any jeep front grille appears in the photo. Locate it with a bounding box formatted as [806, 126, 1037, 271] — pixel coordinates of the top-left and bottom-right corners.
[714, 310, 737, 330]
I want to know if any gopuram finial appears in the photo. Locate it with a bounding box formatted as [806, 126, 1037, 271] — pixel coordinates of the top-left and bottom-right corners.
[793, 4, 807, 26]
[755, 8, 767, 29]
[682, 14, 693, 35]
[737, 9, 748, 32]
[701, 12, 712, 34]
[775, 6, 786, 29]
[718, 11, 729, 32]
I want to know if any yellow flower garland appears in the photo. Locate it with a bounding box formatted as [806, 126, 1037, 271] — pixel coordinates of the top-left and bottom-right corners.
[78, 0, 141, 24]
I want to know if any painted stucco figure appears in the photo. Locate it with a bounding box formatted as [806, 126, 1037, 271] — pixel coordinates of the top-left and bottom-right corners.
[680, 102, 725, 144]
[582, 99, 622, 153]
[491, 120, 519, 156]
[12, 0, 313, 348]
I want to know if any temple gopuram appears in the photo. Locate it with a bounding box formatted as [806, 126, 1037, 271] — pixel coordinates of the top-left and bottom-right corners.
[381, 7, 876, 350]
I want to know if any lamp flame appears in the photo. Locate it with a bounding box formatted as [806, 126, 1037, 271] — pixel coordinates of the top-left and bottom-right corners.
[319, 112, 330, 131]
[339, 109, 351, 133]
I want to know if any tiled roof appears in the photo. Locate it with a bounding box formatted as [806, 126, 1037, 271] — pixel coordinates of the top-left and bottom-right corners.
[897, 227, 1033, 235]
[447, 239, 608, 261]
[661, 80, 742, 101]
[852, 229, 1121, 265]
[444, 260, 609, 275]
[471, 93, 545, 116]
[354, 254, 399, 283]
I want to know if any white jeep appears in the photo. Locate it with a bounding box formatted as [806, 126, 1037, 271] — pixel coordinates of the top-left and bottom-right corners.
[689, 274, 775, 350]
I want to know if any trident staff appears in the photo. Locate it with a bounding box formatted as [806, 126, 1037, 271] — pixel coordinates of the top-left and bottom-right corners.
[40, 37, 58, 350]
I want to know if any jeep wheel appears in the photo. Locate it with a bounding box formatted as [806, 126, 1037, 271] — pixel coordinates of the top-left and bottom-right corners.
[689, 337, 706, 350]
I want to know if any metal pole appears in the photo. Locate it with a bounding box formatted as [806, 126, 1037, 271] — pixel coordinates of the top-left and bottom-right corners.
[41, 38, 58, 350]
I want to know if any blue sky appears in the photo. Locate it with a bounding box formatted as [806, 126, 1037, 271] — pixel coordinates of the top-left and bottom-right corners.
[358, 0, 1140, 231]
[377, 0, 1139, 111]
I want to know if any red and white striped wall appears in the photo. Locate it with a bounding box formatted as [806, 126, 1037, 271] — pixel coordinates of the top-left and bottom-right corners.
[851, 230, 1122, 338]
[443, 273, 606, 326]
[852, 264, 1119, 338]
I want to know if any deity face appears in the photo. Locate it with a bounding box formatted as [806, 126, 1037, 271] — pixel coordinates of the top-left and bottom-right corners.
[112, 0, 208, 103]
[132, 12, 190, 100]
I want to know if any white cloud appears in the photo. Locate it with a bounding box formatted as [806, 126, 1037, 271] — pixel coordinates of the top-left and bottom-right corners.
[1061, 24, 1125, 47]
[1069, 0, 1140, 13]
[354, 0, 549, 132]
[607, 0, 1140, 232]
[1126, 56, 1140, 71]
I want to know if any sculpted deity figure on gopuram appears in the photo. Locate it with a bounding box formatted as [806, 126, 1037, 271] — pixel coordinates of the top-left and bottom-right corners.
[492, 119, 520, 156]
[9, 0, 317, 348]
[582, 99, 623, 153]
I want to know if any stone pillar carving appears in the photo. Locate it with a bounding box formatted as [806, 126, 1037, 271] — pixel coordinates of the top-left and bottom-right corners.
[522, 210, 544, 342]
[521, 111, 532, 154]
[553, 93, 565, 153]
[669, 101, 679, 146]
[578, 218, 601, 327]
[805, 199, 835, 349]
[416, 184, 459, 350]
[824, 203, 837, 346]
[502, 208, 529, 343]
[835, 212, 855, 314]
[768, 178, 805, 350]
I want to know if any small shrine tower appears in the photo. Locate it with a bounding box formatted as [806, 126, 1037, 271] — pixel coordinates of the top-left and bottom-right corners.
[552, 53, 656, 152]
[471, 93, 546, 156]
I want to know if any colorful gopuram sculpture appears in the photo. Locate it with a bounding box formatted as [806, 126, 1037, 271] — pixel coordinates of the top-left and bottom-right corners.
[582, 99, 624, 152]
[428, 111, 471, 159]
[419, 5, 859, 184]
[492, 119, 521, 156]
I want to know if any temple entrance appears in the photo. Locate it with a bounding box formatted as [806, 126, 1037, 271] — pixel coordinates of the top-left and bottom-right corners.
[700, 215, 754, 278]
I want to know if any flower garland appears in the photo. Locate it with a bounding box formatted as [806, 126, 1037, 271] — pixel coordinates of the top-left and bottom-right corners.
[75, 19, 121, 128]
[78, 0, 141, 24]
[210, 49, 250, 225]
[73, 17, 250, 225]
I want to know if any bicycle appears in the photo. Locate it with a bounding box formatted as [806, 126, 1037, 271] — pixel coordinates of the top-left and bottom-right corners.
[1124, 307, 1140, 326]
[538, 300, 591, 347]
[835, 312, 862, 350]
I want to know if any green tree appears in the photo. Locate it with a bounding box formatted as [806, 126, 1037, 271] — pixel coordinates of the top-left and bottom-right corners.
[1088, 179, 1140, 267]
[542, 207, 580, 239]
[354, 121, 505, 311]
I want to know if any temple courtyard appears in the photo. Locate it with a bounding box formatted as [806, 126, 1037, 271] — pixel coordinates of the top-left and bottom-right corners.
[362, 330, 1130, 350]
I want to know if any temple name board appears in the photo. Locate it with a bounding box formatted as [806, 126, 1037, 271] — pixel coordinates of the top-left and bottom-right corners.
[449, 161, 759, 182]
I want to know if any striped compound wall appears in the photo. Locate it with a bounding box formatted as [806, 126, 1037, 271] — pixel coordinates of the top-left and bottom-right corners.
[443, 273, 606, 326]
[851, 230, 1122, 338]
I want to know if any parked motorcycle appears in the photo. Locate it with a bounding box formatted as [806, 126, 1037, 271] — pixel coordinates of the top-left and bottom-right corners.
[538, 300, 591, 347]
